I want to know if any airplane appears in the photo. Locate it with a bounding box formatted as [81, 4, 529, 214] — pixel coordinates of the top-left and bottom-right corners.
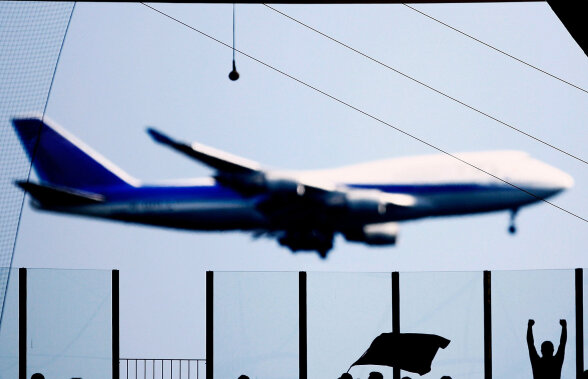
[11, 115, 574, 258]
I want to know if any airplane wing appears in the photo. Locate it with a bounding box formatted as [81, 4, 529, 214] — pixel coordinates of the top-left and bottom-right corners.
[148, 128, 418, 257]
[147, 127, 337, 195]
[147, 128, 260, 174]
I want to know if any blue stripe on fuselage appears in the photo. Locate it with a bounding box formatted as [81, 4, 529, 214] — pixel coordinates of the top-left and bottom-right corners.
[98, 182, 246, 203]
[94, 181, 516, 204]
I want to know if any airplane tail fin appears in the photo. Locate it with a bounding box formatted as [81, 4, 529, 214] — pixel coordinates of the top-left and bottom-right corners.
[11, 115, 136, 191]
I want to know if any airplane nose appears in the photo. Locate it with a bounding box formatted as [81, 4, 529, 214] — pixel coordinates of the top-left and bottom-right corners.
[513, 158, 574, 201]
[544, 166, 574, 192]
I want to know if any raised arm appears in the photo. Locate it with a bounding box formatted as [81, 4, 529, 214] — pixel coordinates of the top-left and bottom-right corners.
[556, 319, 567, 357]
[527, 319, 538, 358]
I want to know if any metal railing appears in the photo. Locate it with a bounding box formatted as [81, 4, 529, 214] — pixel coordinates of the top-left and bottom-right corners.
[120, 358, 206, 379]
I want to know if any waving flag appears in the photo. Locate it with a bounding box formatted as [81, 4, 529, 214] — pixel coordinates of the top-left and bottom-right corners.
[351, 333, 450, 375]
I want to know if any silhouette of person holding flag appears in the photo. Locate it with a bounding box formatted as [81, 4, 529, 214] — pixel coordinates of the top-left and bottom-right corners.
[527, 319, 567, 379]
[350, 332, 450, 376]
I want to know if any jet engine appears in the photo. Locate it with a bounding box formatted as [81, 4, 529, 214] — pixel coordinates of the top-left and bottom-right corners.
[343, 222, 399, 246]
[336, 189, 393, 218]
[217, 172, 306, 196]
[264, 178, 306, 196]
[343, 196, 387, 216]
[338, 190, 416, 219]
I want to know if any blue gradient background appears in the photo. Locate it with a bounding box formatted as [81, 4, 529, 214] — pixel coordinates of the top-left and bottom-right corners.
[4, 3, 587, 376]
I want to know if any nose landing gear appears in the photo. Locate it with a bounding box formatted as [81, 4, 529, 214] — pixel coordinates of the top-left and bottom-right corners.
[508, 208, 518, 234]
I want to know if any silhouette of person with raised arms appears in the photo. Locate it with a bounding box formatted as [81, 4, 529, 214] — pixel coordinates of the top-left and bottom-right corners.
[527, 319, 567, 379]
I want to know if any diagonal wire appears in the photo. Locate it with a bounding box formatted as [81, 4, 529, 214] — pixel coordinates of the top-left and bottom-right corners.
[402, 3, 588, 95]
[262, 4, 588, 166]
[140, 3, 587, 224]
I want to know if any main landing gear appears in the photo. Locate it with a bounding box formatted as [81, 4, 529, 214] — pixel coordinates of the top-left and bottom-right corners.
[508, 208, 518, 234]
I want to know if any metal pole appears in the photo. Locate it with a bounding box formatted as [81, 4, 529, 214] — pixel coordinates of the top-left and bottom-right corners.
[483, 271, 492, 379]
[113, 270, 120, 379]
[299, 272, 307, 379]
[19, 268, 26, 379]
[206, 272, 213, 379]
[392, 272, 400, 379]
[576, 268, 584, 379]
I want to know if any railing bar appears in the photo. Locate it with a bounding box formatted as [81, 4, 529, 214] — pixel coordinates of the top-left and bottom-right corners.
[118, 359, 205, 379]
[121, 358, 204, 360]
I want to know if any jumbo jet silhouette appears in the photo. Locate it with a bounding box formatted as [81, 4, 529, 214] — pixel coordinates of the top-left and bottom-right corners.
[12, 115, 573, 257]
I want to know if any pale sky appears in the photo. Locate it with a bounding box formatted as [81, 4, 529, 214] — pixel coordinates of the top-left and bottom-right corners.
[3, 2, 588, 378]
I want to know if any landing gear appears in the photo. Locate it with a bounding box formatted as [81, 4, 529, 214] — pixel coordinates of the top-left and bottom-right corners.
[508, 208, 518, 235]
[318, 248, 329, 259]
[277, 230, 334, 259]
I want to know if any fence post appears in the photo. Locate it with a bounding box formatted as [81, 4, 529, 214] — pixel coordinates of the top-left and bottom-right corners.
[576, 268, 584, 379]
[392, 272, 400, 379]
[113, 269, 120, 379]
[299, 272, 307, 379]
[483, 271, 491, 379]
[19, 268, 26, 379]
[206, 272, 213, 379]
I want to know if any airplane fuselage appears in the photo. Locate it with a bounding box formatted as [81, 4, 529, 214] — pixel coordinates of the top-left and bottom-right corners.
[13, 115, 573, 256]
[32, 151, 572, 231]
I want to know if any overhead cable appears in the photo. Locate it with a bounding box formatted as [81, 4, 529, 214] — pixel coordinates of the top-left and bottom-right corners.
[402, 3, 588, 95]
[262, 4, 587, 166]
[140, 3, 587, 225]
